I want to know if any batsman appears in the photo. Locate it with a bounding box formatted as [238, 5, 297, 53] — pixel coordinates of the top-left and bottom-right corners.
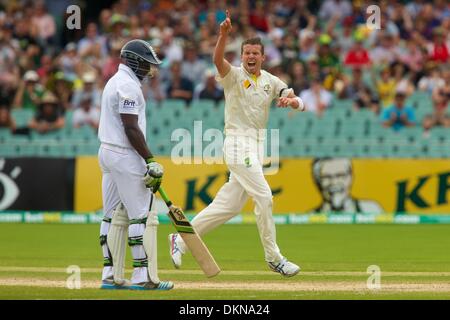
[169, 11, 305, 277]
[98, 39, 173, 290]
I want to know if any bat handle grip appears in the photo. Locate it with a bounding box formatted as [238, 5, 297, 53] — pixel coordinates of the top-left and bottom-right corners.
[158, 187, 173, 207]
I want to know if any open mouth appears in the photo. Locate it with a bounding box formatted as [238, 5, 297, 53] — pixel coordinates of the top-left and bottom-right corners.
[248, 62, 256, 68]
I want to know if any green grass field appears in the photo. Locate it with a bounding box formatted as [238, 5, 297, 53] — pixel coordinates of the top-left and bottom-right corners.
[1, 223, 450, 299]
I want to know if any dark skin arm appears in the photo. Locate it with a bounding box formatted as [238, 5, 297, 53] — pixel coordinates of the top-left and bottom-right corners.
[120, 113, 153, 160]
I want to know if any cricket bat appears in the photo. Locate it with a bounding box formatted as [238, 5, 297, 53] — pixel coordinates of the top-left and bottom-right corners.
[158, 187, 221, 278]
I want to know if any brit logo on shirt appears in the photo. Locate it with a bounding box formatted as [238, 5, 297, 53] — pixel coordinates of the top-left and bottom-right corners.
[122, 98, 136, 108]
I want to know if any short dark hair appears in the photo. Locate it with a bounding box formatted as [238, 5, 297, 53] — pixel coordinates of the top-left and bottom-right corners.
[241, 37, 264, 55]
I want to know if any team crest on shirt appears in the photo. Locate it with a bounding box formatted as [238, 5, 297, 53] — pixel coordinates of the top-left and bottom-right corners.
[263, 84, 271, 94]
[244, 157, 251, 168]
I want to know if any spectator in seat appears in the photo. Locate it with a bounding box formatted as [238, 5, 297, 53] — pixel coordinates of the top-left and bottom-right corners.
[161, 33, 183, 64]
[167, 61, 194, 104]
[343, 34, 370, 68]
[423, 86, 450, 137]
[305, 56, 321, 82]
[78, 22, 108, 62]
[149, 13, 173, 40]
[374, 67, 397, 108]
[249, 1, 270, 32]
[317, 34, 339, 73]
[340, 67, 380, 113]
[72, 72, 101, 110]
[289, 61, 309, 95]
[418, 66, 445, 94]
[57, 42, 81, 80]
[319, 0, 352, 23]
[428, 27, 449, 63]
[393, 63, 415, 97]
[30, 0, 56, 47]
[400, 38, 426, 74]
[336, 16, 355, 55]
[389, 2, 414, 40]
[354, 87, 380, 115]
[53, 71, 73, 111]
[370, 33, 402, 66]
[36, 54, 54, 84]
[145, 72, 167, 105]
[299, 29, 318, 62]
[300, 77, 333, 117]
[28, 91, 65, 134]
[72, 92, 100, 130]
[324, 67, 346, 96]
[0, 23, 19, 84]
[12, 18, 36, 53]
[13, 70, 44, 111]
[381, 91, 416, 131]
[193, 69, 224, 103]
[340, 67, 368, 99]
[181, 43, 208, 85]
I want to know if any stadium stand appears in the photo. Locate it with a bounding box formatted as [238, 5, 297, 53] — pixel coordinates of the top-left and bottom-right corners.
[0, 0, 448, 159]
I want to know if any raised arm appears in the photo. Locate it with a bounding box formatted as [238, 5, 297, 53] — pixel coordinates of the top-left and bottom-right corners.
[213, 10, 232, 78]
[12, 80, 25, 108]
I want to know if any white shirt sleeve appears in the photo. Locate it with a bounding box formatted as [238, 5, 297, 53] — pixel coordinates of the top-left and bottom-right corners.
[117, 83, 141, 115]
[271, 75, 289, 100]
[215, 65, 239, 90]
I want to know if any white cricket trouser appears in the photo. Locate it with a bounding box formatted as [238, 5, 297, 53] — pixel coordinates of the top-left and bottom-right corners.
[190, 135, 283, 263]
[99, 144, 151, 220]
[98, 143, 152, 283]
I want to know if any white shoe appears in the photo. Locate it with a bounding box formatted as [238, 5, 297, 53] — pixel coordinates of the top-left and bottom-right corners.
[168, 233, 183, 269]
[268, 258, 300, 277]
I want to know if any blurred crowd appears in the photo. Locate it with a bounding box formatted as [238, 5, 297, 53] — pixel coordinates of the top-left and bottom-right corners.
[0, 0, 449, 136]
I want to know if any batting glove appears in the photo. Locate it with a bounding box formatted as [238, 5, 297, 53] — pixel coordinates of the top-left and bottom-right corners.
[143, 158, 163, 193]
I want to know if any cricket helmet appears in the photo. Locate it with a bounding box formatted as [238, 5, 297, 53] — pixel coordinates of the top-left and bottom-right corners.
[120, 39, 162, 80]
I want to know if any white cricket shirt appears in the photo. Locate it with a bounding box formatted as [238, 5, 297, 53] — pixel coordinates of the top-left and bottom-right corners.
[216, 64, 288, 140]
[98, 64, 146, 149]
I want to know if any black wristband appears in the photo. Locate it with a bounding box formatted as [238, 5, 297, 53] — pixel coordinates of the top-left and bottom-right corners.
[279, 88, 288, 97]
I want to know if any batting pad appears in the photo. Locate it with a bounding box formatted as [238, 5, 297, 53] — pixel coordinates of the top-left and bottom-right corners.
[108, 203, 129, 285]
[143, 210, 160, 283]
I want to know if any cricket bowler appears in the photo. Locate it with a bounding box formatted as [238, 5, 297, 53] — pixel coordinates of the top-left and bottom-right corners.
[169, 11, 305, 277]
[98, 39, 173, 290]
